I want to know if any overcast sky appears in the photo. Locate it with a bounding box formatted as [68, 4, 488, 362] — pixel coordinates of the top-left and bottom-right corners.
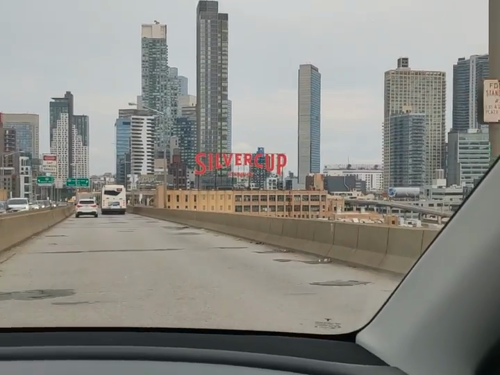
[0, 0, 489, 175]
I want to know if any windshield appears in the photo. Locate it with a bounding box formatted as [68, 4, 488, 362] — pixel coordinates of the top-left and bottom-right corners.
[7, 199, 28, 206]
[104, 190, 121, 196]
[78, 200, 95, 205]
[0, 0, 496, 335]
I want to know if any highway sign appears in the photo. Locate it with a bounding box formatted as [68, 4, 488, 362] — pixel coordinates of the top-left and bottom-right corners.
[67, 178, 90, 188]
[37, 176, 55, 186]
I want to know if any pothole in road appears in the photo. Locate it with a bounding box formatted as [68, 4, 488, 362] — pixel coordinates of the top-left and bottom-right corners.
[210, 246, 248, 250]
[254, 249, 290, 254]
[0, 289, 75, 301]
[310, 280, 372, 287]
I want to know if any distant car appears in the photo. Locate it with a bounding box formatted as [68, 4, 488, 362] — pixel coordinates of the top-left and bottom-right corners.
[6, 198, 30, 212]
[75, 198, 99, 218]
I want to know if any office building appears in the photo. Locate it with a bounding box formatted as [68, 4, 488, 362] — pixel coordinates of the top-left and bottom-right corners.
[250, 147, 270, 189]
[453, 55, 489, 132]
[388, 112, 427, 188]
[0, 113, 39, 158]
[172, 116, 197, 170]
[179, 75, 188, 96]
[323, 164, 383, 192]
[115, 118, 131, 186]
[383, 57, 446, 189]
[168, 67, 182, 122]
[49, 91, 89, 188]
[447, 129, 490, 186]
[228, 99, 232, 153]
[141, 22, 169, 155]
[298, 64, 321, 185]
[196, 0, 230, 188]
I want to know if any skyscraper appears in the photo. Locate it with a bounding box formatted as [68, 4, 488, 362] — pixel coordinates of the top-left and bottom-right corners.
[388, 112, 426, 188]
[141, 23, 169, 156]
[196, 0, 229, 179]
[298, 64, 321, 185]
[115, 118, 131, 186]
[179, 76, 188, 96]
[73, 115, 89, 178]
[452, 55, 489, 132]
[383, 57, 446, 189]
[1, 113, 39, 158]
[50, 91, 90, 187]
[168, 67, 181, 122]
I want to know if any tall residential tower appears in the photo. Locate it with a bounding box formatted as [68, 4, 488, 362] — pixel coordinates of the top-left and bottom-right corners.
[383, 57, 446, 189]
[196, 0, 229, 187]
[298, 64, 321, 185]
[49, 91, 89, 187]
[141, 22, 169, 156]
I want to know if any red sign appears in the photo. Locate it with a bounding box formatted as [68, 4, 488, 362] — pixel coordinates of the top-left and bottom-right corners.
[195, 153, 287, 175]
[43, 155, 57, 161]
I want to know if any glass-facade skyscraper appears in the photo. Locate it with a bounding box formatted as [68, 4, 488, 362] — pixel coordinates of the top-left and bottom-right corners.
[141, 23, 169, 156]
[452, 55, 489, 132]
[298, 64, 321, 185]
[115, 118, 131, 186]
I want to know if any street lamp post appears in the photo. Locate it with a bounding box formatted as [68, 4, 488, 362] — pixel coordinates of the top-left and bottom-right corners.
[128, 102, 168, 208]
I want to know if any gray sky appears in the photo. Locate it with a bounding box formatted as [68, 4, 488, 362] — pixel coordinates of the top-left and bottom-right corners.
[0, 0, 488, 175]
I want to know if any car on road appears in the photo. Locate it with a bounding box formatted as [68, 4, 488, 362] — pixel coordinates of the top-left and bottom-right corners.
[6, 198, 30, 212]
[75, 198, 99, 218]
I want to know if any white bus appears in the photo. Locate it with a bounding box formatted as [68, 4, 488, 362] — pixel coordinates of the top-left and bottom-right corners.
[101, 185, 126, 215]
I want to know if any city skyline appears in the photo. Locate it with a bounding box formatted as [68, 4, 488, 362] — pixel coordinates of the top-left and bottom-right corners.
[0, 0, 489, 175]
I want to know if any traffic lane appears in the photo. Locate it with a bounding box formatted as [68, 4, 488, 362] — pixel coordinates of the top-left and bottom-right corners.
[0, 214, 401, 333]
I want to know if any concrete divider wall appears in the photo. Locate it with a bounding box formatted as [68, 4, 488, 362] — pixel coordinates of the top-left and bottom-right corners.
[0, 207, 74, 254]
[128, 207, 440, 275]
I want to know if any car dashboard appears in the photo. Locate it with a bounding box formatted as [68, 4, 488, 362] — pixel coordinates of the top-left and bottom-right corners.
[0, 330, 406, 375]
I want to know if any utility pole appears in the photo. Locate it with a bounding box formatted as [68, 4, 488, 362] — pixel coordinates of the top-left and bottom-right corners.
[489, 0, 500, 163]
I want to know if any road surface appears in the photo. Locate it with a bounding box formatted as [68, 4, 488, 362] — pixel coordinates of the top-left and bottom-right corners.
[0, 213, 401, 333]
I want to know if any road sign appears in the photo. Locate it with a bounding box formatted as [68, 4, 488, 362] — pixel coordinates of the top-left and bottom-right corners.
[37, 176, 55, 186]
[66, 178, 90, 188]
[483, 79, 500, 123]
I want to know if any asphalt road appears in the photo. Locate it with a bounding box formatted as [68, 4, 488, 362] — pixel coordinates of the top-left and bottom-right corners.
[0, 213, 402, 334]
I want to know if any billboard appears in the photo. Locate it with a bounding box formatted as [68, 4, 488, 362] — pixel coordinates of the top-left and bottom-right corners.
[195, 152, 288, 176]
[483, 79, 500, 123]
[42, 154, 57, 176]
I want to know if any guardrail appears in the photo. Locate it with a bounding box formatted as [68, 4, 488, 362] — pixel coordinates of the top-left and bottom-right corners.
[0, 206, 74, 254]
[128, 207, 440, 275]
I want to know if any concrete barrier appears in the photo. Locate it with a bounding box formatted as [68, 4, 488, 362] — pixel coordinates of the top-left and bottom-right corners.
[0, 207, 74, 254]
[128, 207, 440, 275]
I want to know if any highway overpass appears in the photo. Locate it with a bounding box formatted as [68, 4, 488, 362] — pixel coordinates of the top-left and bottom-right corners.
[0, 207, 439, 332]
[346, 199, 454, 219]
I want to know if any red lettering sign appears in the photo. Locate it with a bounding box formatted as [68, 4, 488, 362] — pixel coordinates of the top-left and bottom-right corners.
[195, 153, 288, 175]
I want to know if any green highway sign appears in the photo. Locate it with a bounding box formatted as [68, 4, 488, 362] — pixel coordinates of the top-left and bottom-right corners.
[37, 176, 55, 186]
[66, 178, 90, 188]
